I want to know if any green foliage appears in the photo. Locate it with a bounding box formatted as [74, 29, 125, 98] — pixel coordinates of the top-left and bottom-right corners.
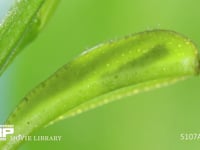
[1, 29, 200, 149]
[0, 0, 60, 75]
[0, 1, 200, 150]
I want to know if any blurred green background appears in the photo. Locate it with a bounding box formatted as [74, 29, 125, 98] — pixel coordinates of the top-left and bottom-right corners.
[1, 0, 200, 149]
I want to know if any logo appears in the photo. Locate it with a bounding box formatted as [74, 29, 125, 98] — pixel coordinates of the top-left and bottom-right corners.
[0, 125, 62, 142]
[0, 125, 14, 141]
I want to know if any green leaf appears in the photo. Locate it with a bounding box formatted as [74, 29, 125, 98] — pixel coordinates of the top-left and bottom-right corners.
[0, 30, 199, 150]
[0, 0, 60, 76]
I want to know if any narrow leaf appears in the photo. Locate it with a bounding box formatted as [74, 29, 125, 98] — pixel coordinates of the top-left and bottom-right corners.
[1, 30, 199, 150]
[0, 0, 60, 75]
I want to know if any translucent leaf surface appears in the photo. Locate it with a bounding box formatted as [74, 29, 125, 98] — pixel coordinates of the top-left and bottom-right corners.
[0, 30, 199, 150]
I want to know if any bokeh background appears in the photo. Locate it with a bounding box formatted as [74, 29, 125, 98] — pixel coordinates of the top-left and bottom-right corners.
[1, 0, 200, 149]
